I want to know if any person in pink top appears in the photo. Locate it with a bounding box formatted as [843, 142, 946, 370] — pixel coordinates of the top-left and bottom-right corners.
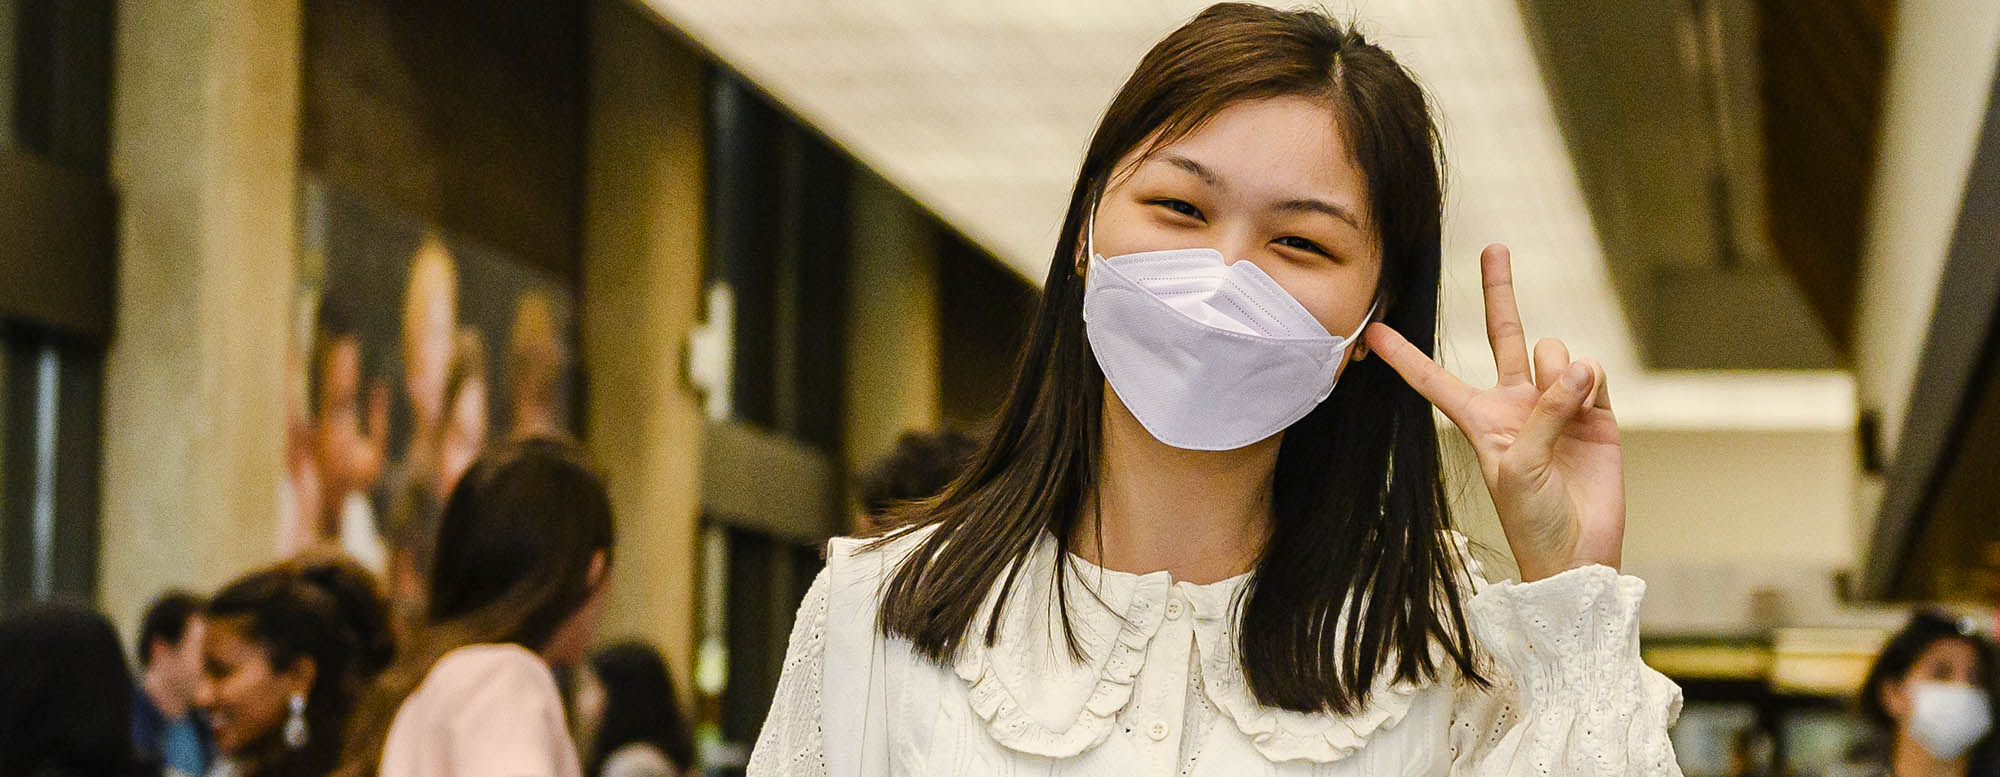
[339, 438, 616, 777]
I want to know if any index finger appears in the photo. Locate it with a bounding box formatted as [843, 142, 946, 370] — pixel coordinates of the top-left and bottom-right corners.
[1365, 322, 1475, 422]
[1482, 244, 1532, 386]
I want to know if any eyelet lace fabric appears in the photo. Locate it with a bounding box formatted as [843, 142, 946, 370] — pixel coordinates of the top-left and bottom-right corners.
[746, 570, 832, 777]
[748, 527, 1685, 777]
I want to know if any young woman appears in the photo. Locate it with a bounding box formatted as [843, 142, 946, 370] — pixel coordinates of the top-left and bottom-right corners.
[1835, 612, 2000, 777]
[748, 5, 1683, 776]
[198, 558, 395, 777]
[340, 438, 615, 777]
[569, 641, 698, 777]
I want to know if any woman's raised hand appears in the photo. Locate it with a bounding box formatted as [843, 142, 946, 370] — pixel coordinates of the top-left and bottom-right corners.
[1365, 244, 1623, 583]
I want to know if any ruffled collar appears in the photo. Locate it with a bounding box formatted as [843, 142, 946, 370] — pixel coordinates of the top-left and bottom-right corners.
[947, 531, 1435, 763]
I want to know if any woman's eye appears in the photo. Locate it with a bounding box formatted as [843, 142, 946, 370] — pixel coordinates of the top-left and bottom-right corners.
[1148, 199, 1203, 220]
[1275, 236, 1332, 257]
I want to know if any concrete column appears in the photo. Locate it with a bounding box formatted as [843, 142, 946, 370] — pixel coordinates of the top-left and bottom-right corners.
[99, 0, 300, 632]
[842, 171, 942, 480]
[581, 0, 707, 679]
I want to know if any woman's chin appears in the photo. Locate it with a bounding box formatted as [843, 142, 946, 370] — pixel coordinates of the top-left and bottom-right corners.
[208, 720, 246, 754]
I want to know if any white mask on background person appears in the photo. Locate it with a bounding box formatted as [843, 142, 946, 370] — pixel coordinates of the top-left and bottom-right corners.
[1908, 681, 1994, 759]
[1081, 220, 1373, 451]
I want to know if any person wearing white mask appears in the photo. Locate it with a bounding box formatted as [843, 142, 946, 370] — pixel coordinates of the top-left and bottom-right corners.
[748, 4, 1685, 776]
[1836, 612, 1999, 777]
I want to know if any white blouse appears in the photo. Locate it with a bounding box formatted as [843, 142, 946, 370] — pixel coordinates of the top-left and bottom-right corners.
[747, 527, 1686, 777]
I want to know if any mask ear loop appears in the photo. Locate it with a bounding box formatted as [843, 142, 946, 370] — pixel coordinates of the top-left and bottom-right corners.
[1074, 193, 1102, 277]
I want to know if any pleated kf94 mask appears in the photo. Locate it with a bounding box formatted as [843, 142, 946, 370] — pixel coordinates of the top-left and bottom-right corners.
[1081, 225, 1372, 451]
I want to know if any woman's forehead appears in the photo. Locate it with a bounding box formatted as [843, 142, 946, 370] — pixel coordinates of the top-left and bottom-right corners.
[1122, 98, 1366, 207]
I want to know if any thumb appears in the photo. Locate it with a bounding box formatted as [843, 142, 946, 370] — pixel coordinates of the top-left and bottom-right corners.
[1517, 360, 1595, 456]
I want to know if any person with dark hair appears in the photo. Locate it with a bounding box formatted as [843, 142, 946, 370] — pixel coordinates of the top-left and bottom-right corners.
[198, 557, 394, 777]
[0, 603, 155, 777]
[852, 430, 978, 532]
[133, 590, 218, 777]
[748, 5, 1683, 776]
[1831, 611, 2000, 777]
[569, 642, 696, 777]
[340, 438, 616, 777]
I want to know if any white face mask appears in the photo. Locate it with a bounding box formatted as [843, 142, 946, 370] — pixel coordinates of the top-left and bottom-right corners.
[1081, 222, 1372, 451]
[1908, 682, 1994, 759]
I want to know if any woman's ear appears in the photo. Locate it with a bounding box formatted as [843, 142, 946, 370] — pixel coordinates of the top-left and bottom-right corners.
[1882, 676, 1913, 722]
[587, 551, 609, 590]
[284, 656, 319, 699]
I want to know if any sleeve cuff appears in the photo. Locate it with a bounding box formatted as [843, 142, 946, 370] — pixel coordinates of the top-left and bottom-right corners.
[1466, 564, 1652, 709]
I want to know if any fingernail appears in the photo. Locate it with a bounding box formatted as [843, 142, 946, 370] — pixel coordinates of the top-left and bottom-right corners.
[1562, 362, 1590, 389]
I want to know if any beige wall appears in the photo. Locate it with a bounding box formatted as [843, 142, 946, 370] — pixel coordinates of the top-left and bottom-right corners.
[842, 171, 943, 479]
[99, 0, 301, 635]
[1444, 418, 1892, 635]
[581, 0, 708, 678]
[1853, 2, 2000, 528]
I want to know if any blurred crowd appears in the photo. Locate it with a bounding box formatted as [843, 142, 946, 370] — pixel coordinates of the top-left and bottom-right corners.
[0, 428, 975, 777]
[1, 424, 1995, 777]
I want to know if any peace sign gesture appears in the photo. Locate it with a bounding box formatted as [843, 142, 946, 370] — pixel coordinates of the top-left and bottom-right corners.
[1365, 244, 1623, 583]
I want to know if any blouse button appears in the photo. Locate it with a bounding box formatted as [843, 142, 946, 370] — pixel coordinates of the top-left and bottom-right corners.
[1165, 598, 1185, 620]
[1148, 720, 1170, 741]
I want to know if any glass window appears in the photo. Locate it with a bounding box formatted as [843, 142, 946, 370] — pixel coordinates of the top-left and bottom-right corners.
[1, 330, 103, 607]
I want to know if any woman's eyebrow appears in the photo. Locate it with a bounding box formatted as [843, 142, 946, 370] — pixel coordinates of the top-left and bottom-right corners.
[1160, 153, 1222, 186]
[1156, 152, 1361, 228]
[1273, 197, 1361, 229]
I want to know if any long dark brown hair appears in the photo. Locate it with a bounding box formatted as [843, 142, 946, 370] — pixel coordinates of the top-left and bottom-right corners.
[205, 557, 395, 777]
[340, 438, 615, 777]
[870, 3, 1483, 715]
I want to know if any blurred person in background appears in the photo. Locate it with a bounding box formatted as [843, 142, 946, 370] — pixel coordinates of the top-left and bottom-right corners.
[1728, 727, 1778, 777]
[749, 4, 1682, 775]
[0, 603, 155, 777]
[569, 642, 697, 777]
[851, 430, 978, 533]
[312, 303, 392, 576]
[389, 327, 490, 617]
[507, 289, 569, 443]
[340, 438, 615, 777]
[1832, 612, 2000, 777]
[279, 314, 325, 560]
[398, 235, 461, 486]
[198, 558, 395, 777]
[133, 590, 217, 777]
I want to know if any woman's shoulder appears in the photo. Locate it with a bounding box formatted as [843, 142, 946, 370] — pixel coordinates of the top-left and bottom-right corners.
[414, 643, 559, 702]
[599, 742, 677, 777]
[823, 523, 940, 588]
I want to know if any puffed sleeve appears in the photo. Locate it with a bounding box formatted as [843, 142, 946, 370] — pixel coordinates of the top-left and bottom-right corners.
[1446, 561, 1685, 776]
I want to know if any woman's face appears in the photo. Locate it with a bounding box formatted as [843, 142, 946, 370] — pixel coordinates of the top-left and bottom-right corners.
[1883, 637, 1986, 723]
[195, 618, 313, 754]
[1092, 96, 1382, 346]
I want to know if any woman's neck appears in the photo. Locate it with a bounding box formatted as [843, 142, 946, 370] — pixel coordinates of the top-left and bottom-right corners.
[1070, 389, 1279, 584]
[1893, 732, 1969, 777]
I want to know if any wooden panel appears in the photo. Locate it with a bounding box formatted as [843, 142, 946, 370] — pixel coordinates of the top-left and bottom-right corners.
[1758, 0, 1895, 353]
